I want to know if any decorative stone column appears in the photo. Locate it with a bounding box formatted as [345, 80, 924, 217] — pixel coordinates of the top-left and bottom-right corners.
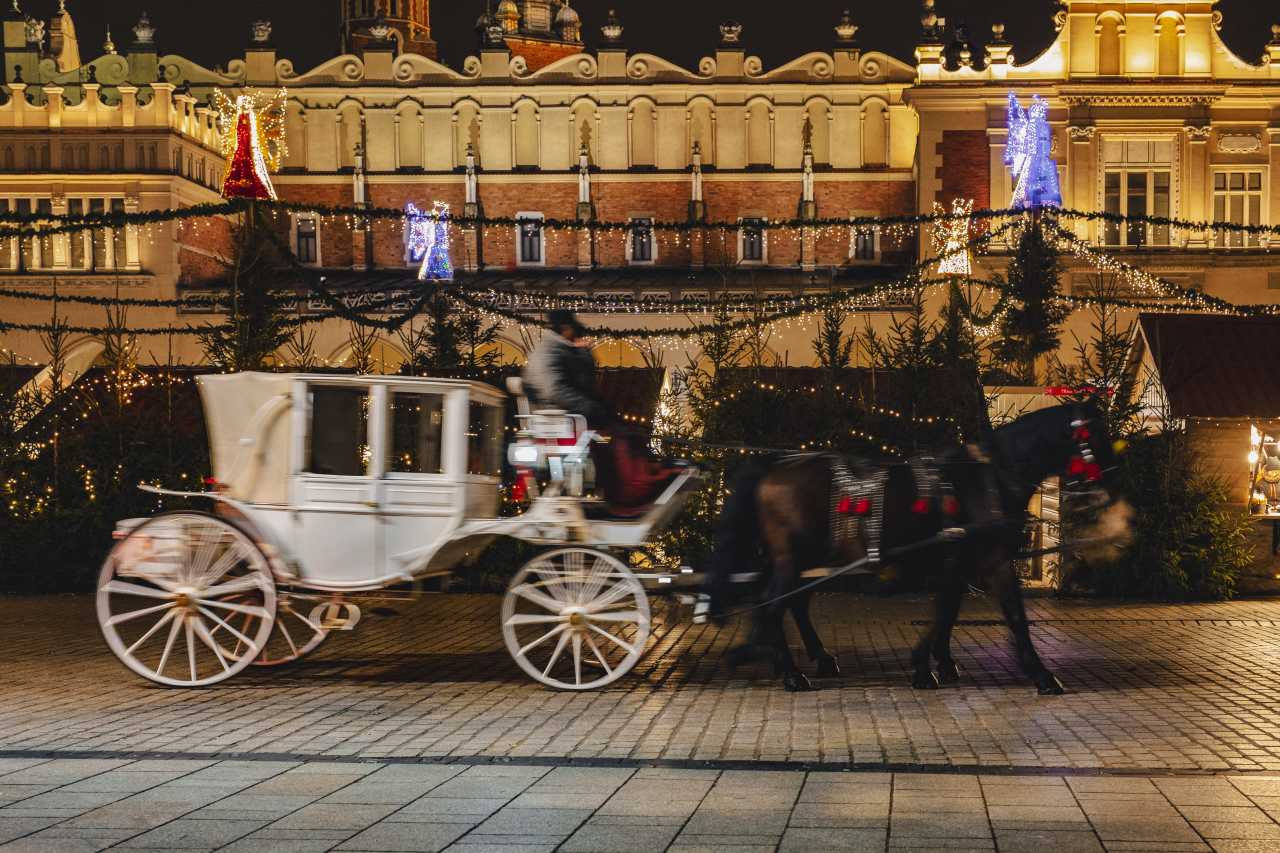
[123, 190, 142, 272]
[461, 143, 482, 272]
[799, 121, 817, 271]
[351, 143, 371, 271]
[1184, 125, 1212, 248]
[689, 141, 707, 269]
[576, 146, 594, 271]
[50, 189, 70, 271]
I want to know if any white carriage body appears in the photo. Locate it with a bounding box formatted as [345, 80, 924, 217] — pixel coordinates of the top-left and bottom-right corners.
[99, 371, 699, 690]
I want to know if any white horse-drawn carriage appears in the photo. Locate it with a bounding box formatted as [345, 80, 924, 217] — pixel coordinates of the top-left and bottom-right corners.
[97, 372, 698, 691]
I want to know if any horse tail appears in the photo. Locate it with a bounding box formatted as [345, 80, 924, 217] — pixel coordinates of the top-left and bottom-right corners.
[706, 457, 775, 618]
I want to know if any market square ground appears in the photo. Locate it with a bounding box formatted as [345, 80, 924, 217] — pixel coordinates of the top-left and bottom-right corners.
[8, 592, 1280, 850]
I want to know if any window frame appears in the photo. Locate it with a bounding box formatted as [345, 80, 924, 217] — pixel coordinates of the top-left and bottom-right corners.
[848, 211, 881, 263]
[738, 217, 767, 265]
[626, 216, 656, 266]
[1211, 167, 1267, 249]
[385, 389, 447, 478]
[292, 213, 321, 267]
[516, 212, 546, 267]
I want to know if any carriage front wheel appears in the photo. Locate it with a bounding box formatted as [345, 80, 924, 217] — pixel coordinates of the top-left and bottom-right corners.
[502, 547, 651, 690]
[96, 511, 277, 687]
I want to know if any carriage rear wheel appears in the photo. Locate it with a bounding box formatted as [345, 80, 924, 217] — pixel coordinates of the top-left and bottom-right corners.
[96, 511, 277, 687]
[502, 547, 651, 690]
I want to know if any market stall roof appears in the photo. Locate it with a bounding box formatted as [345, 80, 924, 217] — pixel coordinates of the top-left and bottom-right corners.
[1133, 313, 1280, 420]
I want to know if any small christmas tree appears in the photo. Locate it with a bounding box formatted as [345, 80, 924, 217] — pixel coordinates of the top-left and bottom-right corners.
[993, 223, 1069, 384]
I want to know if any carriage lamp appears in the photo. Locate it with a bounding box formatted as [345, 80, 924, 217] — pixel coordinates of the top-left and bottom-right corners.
[513, 445, 539, 464]
[1249, 449, 1260, 466]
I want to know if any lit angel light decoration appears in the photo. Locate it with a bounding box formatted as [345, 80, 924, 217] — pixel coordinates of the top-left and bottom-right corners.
[213, 88, 288, 201]
[932, 198, 974, 277]
[405, 201, 453, 282]
[1005, 92, 1061, 210]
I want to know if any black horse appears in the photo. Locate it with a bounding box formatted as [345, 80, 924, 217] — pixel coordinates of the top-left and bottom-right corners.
[705, 402, 1132, 693]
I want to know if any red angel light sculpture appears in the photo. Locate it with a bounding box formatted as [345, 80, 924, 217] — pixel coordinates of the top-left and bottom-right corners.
[213, 89, 288, 201]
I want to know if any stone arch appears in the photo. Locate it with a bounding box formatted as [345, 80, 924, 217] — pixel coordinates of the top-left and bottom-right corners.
[395, 99, 423, 169]
[336, 100, 364, 170]
[326, 338, 410, 374]
[512, 98, 540, 169]
[1156, 12, 1183, 77]
[283, 102, 306, 170]
[687, 97, 716, 167]
[1096, 12, 1124, 76]
[452, 99, 482, 168]
[746, 97, 772, 167]
[629, 97, 657, 168]
[860, 97, 888, 167]
[804, 97, 832, 166]
[570, 97, 600, 165]
[592, 339, 646, 368]
[478, 337, 526, 366]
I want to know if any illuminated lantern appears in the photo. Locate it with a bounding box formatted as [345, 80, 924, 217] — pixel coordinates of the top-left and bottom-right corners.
[406, 201, 454, 282]
[1004, 93, 1061, 210]
[213, 88, 287, 201]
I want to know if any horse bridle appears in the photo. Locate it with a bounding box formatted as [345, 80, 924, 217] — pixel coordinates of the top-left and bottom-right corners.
[1063, 408, 1121, 510]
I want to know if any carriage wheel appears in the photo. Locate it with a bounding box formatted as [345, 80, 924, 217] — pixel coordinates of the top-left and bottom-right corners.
[220, 588, 329, 667]
[96, 511, 277, 687]
[502, 547, 650, 690]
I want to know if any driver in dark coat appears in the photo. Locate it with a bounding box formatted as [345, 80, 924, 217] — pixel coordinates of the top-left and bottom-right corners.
[523, 309, 679, 514]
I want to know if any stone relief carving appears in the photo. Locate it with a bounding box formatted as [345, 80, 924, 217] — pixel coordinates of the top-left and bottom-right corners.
[1217, 132, 1262, 153]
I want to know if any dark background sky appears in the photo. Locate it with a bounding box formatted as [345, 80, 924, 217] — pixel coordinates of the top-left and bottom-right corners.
[36, 1, 1278, 74]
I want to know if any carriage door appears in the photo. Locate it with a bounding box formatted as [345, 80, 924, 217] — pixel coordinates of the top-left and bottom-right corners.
[292, 383, 382, 586]
[377, 386, 462, 580]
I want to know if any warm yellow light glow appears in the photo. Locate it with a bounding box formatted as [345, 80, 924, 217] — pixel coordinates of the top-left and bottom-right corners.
[1249, 450, 1259, 466]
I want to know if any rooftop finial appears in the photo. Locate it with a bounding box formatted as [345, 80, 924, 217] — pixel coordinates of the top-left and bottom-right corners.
[600, 9, 623, 43]
[835, 9, 858, 45]
[103, 24, 115, 54]
[719, 20, 742, 46]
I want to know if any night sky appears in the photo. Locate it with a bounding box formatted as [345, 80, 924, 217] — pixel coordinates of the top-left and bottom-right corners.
[32, 1, 1279, 77]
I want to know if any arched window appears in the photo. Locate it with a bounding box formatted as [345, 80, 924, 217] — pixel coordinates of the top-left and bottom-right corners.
[453, 101, 481, 168]
[338, 103, 363, 170]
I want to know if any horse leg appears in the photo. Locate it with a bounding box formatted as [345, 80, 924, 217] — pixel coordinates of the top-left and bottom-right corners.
[910, 585, 942, 690]
[762, 544, 812, 692]
[790, 592, 840, 678]
[992, 561, 1064, 695]
[931, 564, 965, 686]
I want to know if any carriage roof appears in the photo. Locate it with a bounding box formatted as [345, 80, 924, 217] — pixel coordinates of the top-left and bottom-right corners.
[197, 372, 505, 505]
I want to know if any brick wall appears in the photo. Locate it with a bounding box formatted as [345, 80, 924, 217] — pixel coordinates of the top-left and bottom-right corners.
[289, 176, 916, 272]
[938, 130, 990, 209]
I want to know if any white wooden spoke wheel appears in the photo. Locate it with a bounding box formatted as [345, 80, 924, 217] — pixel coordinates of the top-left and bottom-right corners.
[220, 589, 329, 667]
[502, 548, 650, 690]
[96, 511, 277, 687]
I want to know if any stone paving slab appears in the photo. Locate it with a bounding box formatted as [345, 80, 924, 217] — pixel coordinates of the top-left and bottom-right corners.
[7, 758, 1280, 850]
[10, 594, 1280, 773]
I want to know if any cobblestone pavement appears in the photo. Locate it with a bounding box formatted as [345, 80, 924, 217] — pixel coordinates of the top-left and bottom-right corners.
[6, 594, 1280, 772]
[6, 758, 1280, 852]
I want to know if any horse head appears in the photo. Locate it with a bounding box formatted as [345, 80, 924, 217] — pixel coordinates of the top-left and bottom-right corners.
[1062, 401, 1134, 561]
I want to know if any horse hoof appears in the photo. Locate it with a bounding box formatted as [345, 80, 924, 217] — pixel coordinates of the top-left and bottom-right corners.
[725, 644, 756, 672]
[815, 655, 841, 679]
[937, 660, 961, 685]
[911, 670, 941, 690]
[784, 673, 816, 692]
[1036, 673, 1065, 695]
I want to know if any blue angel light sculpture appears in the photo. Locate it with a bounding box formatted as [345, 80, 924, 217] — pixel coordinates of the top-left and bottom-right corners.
[406, 201, 454, 282]
[1004, 93, 1061, 210]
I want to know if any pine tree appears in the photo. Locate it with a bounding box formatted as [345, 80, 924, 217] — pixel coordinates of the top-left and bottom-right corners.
[198, 207, 294, 372]
[812, 304, 855, 373]
[993, 222, 1070, 383]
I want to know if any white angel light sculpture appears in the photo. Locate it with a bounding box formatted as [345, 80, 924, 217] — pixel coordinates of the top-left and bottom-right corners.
[406, 201, 453, 282]
[1004, 93, 1061, 211]
[933, 198, 974, 277]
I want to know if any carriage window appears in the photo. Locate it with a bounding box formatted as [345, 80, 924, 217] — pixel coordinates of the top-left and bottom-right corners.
[389, 392, 444, 475]
[306, 387, 370, 476]
[467, 402, 504, 476]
